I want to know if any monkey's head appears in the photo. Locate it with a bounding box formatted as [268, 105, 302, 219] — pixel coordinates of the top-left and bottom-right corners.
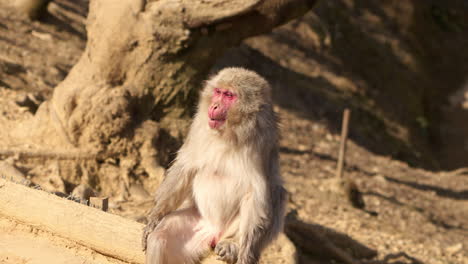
[198, 67, 274, 142]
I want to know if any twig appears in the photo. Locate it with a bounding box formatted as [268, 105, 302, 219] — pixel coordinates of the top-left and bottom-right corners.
[442, 167, 468, 176]
[0, 149, 115, 160]
[336, 109, 351, 179]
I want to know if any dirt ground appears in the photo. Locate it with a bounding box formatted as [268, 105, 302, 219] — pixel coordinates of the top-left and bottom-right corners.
[0, 0, 467, 264]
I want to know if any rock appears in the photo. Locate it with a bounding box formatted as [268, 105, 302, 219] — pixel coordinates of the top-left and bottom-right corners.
[15, 93, 44, 113]
[0, 161, 29, 184]
[445, 243, 463, 256]
[373, 174, 387, 184]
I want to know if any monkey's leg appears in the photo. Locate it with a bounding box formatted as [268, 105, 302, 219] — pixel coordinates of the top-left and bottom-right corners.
[146, 208, 215, 264]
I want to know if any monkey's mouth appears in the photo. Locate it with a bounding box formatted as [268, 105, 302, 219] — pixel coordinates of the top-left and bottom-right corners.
[209, 118, 226, 129]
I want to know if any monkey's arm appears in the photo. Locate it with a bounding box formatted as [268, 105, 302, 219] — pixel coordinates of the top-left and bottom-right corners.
[237, 188, 271, 264]
[148, 163, 194, 218]
[237, 150, 286, 264]
[142, 158, 196, 250]
[237, 186, 286, 264]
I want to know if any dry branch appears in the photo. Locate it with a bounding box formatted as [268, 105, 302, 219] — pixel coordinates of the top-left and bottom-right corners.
[0, 148, 111, 160]
[336, 109, 350, 179]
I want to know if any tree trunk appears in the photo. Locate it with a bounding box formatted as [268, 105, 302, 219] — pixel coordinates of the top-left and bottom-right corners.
[11, 0, 315, 193]
[13, 0, 53, 19]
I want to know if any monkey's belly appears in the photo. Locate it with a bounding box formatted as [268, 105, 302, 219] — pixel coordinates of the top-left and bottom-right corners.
[193, 173, 245, 231]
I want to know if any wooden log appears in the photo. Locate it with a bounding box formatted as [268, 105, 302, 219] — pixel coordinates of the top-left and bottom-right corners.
[0, 177, 145, 263]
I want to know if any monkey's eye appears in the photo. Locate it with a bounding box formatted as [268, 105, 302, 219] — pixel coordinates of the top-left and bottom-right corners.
[224, 91, 234, 98]
[214, 88, 222, 95]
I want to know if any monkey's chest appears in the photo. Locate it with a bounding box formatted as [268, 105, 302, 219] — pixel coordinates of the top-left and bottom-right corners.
[193, 172, 247, 228]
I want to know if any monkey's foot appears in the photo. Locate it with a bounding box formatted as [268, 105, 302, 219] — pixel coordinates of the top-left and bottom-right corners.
[215, 240, 238, 264]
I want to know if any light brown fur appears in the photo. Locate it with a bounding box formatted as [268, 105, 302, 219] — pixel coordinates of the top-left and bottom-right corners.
[142, 67, 286, 264]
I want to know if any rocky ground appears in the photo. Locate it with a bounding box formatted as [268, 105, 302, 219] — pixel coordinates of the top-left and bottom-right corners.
[0, 0, 467, 264]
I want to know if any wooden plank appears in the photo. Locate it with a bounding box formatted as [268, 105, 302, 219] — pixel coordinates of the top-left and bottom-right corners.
[0, 177, 144, 263]
[90, 197, 109, 212]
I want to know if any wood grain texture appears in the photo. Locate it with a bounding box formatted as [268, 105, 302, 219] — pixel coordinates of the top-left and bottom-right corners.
[0, 178, 145, 263]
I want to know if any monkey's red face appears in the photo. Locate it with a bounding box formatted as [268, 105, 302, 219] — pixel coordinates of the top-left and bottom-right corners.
[208, 88, 237, 129]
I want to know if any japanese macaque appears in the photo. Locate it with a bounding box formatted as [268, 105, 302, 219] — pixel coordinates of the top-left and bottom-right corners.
[142, 67, 286, 264]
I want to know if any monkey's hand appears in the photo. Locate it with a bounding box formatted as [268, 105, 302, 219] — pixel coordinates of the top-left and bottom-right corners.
[141, 219, 160, 251]
[215, 240, 239, 264]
